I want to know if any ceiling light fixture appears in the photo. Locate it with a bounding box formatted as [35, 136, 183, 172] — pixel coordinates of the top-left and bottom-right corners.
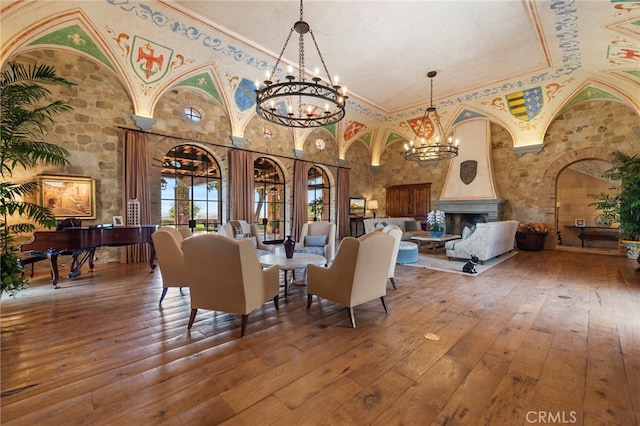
[255, 0, 347, 128]
[404, 71, 459, 161]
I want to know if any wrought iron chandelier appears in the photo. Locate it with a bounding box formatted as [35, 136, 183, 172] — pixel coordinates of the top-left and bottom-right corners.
[254, 0, 347, 128]
[404, 71, 459, 161]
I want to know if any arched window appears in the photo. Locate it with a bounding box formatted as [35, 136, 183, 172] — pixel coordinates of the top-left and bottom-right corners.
[254, 157, 285, 242]
[160, 145, 221, 234]
[308, 166, 330, 222]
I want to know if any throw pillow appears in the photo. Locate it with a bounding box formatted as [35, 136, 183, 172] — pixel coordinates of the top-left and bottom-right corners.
[462, 226, 475, 240]
[305, 235, 327, 247]
[404, 220, 419, 231]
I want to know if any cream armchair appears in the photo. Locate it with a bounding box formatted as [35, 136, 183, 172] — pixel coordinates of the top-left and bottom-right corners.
[178, 227, 194, 239]
[219, 220, 273, 256]
[306, 232, 395, 328]
[382, 224, 402, 290]
[181, 234, 280, 337]
[295, 221, 336, 262]
[151, 227, 187, 304]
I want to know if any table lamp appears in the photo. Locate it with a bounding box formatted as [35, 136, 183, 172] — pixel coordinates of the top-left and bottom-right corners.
[368, 200, 378, 218]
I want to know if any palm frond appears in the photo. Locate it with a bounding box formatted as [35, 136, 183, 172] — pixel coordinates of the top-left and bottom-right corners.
[0, 62, 76, 89]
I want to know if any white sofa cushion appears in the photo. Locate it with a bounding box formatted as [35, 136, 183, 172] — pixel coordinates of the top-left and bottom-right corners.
[445, 220, 518, 262]
[363, 217, 423, 240]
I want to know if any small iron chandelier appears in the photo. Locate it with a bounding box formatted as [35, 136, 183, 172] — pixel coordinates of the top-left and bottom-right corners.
[404, 71, 459, 161]
[255, 0, 347, 128]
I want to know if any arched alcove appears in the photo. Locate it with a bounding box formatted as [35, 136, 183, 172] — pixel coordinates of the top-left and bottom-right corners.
[542, 147, 618, 251]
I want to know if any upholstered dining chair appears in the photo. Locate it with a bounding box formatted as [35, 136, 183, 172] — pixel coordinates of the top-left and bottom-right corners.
[382, 224, 403, 290]
[151, 227, 187, 304]
[295, 221, 336, 262]
[181, 234, 280, 337]
[306, 232, 395, 328]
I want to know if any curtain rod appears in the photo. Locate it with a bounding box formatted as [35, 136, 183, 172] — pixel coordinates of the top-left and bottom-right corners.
[116, 126, 350, 170]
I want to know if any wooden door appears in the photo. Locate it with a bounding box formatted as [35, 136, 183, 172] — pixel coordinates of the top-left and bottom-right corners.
[386, 183, 431, 218]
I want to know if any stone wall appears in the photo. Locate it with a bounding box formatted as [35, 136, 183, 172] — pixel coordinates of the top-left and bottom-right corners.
[5, 49, 639, 266]
[347, 100, 639, 250]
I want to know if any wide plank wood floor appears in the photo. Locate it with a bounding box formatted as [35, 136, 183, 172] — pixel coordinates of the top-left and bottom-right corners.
[1, 249, 639, 425]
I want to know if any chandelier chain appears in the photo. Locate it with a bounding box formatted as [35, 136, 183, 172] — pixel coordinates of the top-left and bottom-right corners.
[309, 30, 333, 85]
[254, 0, 347, 128]
[271, 27, 295, 80]
[403, 71, 459, 161]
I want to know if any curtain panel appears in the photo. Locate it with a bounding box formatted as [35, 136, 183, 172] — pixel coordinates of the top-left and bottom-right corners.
[228, 149, 254, 221]
[120, 129, 151, 263]
[292, 160, 311, 241]
[337, 167, 350, 239]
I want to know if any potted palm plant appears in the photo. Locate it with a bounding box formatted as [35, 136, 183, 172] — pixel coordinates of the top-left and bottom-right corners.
[589, 151, 640, 259]
[1, 61, 74, 296]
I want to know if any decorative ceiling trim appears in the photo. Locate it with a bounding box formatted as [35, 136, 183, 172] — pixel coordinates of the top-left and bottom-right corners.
[28, 24, 115, 70]
[174, 72, 222, 104]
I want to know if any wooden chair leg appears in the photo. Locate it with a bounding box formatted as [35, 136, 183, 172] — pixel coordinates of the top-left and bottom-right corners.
[380, 296, 388, 313]
[187, 308, 197, 329]
[389, 277, 397, 290]
[159, 287, 168, 304]
[240, 314, 249, 337]
[348, 307, 356, 328]
[273, 295, 280, 310]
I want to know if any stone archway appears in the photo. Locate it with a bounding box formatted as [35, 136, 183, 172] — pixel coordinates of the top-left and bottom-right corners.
[541, 147, 614, 249]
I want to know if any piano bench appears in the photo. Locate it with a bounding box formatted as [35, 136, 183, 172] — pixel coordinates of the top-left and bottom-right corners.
[19, 252, 48, 278]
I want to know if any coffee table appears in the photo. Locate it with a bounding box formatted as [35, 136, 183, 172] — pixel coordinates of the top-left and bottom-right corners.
[259, 252, 326, 298]
[410, 233, 461, 254]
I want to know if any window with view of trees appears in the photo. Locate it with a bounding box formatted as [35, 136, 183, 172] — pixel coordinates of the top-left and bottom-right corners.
[308, 166, 330, 222]
[254, 157, 285, 243]
[160, 145, 221, 234]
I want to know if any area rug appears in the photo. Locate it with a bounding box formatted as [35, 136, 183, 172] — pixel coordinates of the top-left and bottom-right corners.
[402, 251, 518, 276]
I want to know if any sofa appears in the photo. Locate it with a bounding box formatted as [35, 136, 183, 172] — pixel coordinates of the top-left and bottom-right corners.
[363, 217, 424, 241]
[444, 220, 518, 263]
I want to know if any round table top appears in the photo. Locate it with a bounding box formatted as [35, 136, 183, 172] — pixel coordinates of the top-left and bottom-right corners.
[259, 252, 326, 270]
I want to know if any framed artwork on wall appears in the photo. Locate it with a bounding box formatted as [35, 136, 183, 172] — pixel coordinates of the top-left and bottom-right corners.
[38, 175, 96, 219]
[349, 198, 365, 216]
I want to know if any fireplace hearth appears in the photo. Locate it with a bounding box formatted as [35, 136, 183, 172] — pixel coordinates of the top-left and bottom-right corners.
[437, 199, 506, 235]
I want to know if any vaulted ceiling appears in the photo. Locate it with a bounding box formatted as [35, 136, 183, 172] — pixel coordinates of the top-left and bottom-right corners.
[171, 1, 639, 114]
[2, 0, 639, 153]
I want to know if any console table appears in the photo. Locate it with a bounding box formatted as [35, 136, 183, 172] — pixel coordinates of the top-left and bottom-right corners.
[349, 217, 366, 237]
[564, 226, 619, 247]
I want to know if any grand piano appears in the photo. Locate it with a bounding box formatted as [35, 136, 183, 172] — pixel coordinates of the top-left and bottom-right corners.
[20, 224, 158, 288]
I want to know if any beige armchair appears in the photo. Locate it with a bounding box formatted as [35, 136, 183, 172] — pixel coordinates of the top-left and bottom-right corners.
[151, 227, 187, 304]
[178, 227, 194, 239]
[181, 234, 280, 337]
[382, 224, 403, 290]
[306, 232, 395, 328]
[295, 221, 336, 262]
[219, 220, 273, 256]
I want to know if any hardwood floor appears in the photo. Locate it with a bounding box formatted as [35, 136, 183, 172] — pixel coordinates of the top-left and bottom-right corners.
[1, 249, 638, 425]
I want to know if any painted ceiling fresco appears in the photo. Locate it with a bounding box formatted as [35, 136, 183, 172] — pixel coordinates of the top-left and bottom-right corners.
[1, 0, 638, 161]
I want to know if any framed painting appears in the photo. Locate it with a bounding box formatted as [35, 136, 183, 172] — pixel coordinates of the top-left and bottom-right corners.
[38, 175, 96, 219]
[349, 198, 366, 216]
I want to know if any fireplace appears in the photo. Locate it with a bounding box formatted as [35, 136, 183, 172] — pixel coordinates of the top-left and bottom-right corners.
[436, 120, 506, 234]
[437, 199, 506, 235]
